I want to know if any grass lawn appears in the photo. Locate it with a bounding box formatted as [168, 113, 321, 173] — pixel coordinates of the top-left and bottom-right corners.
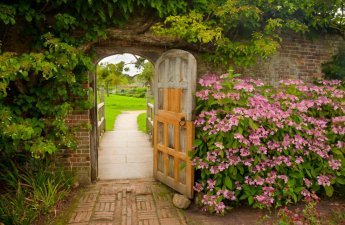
[137, 113, 147, 133]
[104, 95, 146, 131]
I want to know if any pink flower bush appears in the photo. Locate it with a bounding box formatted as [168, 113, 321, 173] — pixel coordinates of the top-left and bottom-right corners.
[192, 73, 345, 213]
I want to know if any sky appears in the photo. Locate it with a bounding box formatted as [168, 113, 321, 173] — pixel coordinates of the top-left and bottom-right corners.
[99, 53, 144, 77]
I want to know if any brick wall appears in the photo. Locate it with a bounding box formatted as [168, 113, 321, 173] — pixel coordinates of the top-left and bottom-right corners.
[65, 33, 344, 185]
[241, 33, 344, 84]
[57, 110, 91, 185]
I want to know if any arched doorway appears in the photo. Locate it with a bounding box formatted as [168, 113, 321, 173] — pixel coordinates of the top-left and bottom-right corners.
[96, 53, 154, 180]
[90, 49, 197, 198]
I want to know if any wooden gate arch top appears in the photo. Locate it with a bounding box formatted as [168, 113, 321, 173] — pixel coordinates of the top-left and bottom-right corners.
[153, 49, 196, 199]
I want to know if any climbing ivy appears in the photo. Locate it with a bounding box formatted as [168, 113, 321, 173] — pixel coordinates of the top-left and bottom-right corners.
[1, 0, 343, 158]
[152, 0, 345, 67]
[0, 0, 199, 158]
[0, 34, 93, 158]
[0, 0, 195, 48]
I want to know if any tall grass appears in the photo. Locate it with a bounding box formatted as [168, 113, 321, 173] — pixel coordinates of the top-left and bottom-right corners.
[0, 157, 75, 225]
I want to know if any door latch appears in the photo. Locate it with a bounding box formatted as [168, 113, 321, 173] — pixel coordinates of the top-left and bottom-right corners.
[179, 117, 186, 127]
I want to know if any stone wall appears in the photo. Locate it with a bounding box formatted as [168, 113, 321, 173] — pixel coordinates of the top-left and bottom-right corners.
[241, 34, 344, 84]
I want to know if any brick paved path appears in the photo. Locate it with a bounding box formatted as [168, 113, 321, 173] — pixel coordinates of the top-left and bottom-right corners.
[68, 178, 187, 225]
[65, 178, 345, 225]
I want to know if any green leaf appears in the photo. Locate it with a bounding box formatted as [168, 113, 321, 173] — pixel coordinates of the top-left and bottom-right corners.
[336, 177, 345, 185]
[332, 149, 343, 155]
[108, 4, 114, 18]
[248, 119, 258, 130]
[224, 177, 233, 190]
[238, 126, 243, 134]
[324, 185, 334, 197]
[239, 194, 248, 200]
[294, 187, 305, 193]
[238, 166, 244, 175]
[248, 196, 254, 205]
[194, 139, 203, 146]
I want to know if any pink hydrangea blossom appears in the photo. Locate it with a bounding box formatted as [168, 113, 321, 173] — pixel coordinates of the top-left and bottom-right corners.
[234, 82, 254, 92]
[255, 194, 274, 207]
[198, 74, 222, 87]
[336, 141, 344, 148]
[278, 175, 288, 183]
[317, 175, 330, 186]
[319, 80, 342, 86]
[198, 161, 209, 169]
[332, 116, 345, 123]
[215, 202, 226, 214]
[280, 79, 305, 86]
[295, 157, 304, 164]
[329, 159, 341, 170]
[217, 189, 236, 200]
[207, 179, 216, 191]
[193, 182, 204, 192]
[303, 178, 312, 187]
[196, 90, 210, 100]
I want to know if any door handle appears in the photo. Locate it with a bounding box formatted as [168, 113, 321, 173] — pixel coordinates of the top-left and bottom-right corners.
[179, 117, 186, 127]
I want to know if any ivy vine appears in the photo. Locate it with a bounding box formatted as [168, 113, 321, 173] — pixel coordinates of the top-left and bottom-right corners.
[0, 0, 198, 158]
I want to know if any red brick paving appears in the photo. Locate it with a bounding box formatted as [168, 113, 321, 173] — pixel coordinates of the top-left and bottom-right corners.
[67, 178, 345, 225]
[68, 178, 187, 225]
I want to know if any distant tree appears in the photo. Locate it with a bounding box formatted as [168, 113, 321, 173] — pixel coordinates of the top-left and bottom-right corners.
[136, 62, 154, 88]
[97, 61, 127, 96]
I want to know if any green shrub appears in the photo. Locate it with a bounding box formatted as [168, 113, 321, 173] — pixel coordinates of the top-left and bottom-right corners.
[322, 48, 345, 81]
[192, 73, 345, 213]
[117, 87, 147, 98]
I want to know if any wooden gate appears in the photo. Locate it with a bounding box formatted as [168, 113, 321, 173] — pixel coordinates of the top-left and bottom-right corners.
[153, 49, 196, 198]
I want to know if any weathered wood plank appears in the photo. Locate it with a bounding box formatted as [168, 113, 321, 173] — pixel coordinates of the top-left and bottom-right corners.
[153, 49, 196, 199]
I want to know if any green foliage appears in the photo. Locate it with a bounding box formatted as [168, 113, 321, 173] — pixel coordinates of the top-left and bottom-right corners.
[322, 48, 345, 81]
[0, 0, 194, 47]
[0, 0, 199, 222]
[135, 62, 154, 87]
[0, 158, 76, 225]
[0, 35, 93, 158]
[97, 62, 130, 95]
[137, 112, 147, 133]
[0, 185, 36, 225]
[0, 3, 15, 25]
[118, 87, 148, 98]
[153, 0, 345, 66]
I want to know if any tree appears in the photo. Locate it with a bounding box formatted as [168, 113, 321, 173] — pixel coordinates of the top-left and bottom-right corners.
[98, 62, 128, 96]
[135, 62, 154, 88]
[153, 0, 345, 67]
